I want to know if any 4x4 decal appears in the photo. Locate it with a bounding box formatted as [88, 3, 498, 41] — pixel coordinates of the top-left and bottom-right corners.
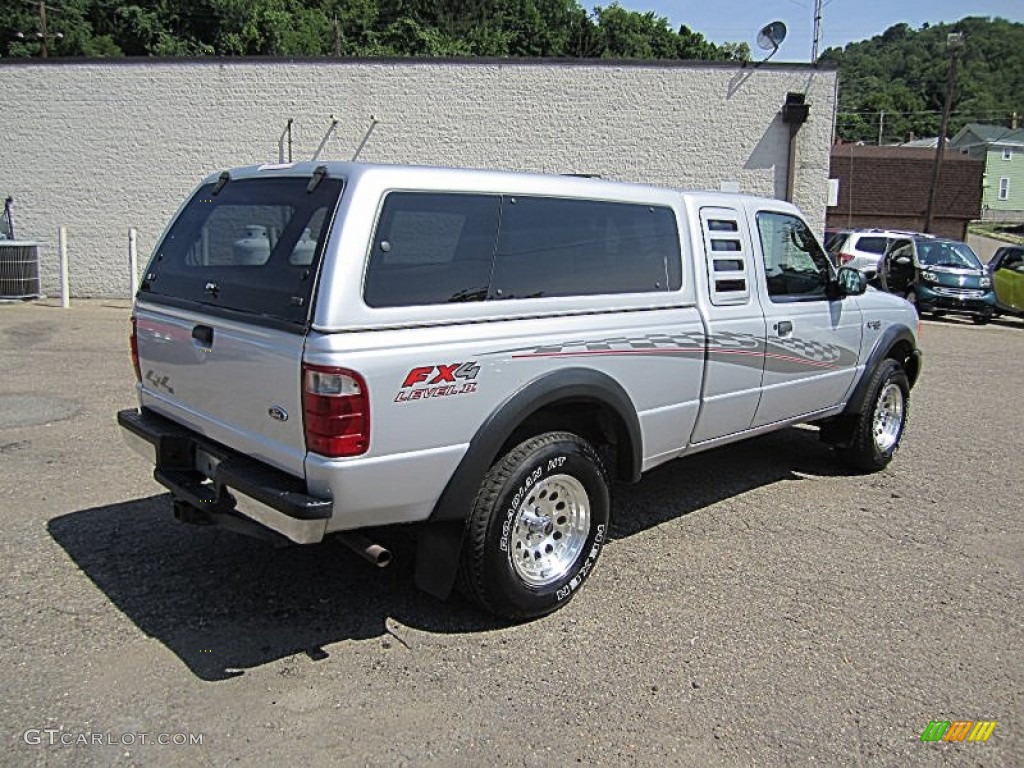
[395, 362, 480, 403]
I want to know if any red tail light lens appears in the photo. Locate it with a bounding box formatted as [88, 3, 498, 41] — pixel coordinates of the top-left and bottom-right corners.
[839, 252, 854, 265]
[130, 317, 142, 382]
[302, 364, 369, 457]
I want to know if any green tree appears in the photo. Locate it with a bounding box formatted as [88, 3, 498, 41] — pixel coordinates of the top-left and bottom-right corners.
[593, 4, 676, 59]
[0, 0, 750, 62]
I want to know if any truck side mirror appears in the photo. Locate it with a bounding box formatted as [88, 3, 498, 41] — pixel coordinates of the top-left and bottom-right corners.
[836, 266, 867, 296]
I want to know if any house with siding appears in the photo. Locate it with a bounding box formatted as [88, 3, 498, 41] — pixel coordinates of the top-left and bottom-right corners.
[950, 123, 1024, 223]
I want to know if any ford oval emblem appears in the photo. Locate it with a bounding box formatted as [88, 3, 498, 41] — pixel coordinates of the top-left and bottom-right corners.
[268, 405, 289, 422]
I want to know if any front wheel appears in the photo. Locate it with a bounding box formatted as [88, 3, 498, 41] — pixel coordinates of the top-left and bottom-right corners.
[457, 431, 610, 620]
[838, 359, 910, 472]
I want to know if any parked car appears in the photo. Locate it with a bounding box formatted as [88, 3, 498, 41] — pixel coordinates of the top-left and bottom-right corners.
[118, 161, 921, 619]
[828, 229, 928, 277]
[879, 235, 996, 324]
[822, 228, 851, 264]
[988, 245, 1024, 318]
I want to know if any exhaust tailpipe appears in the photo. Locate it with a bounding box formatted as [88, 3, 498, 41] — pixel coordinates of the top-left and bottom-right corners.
[335, 532, 393, 568]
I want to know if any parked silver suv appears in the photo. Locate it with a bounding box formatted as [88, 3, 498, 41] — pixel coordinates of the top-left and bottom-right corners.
[827, 229, 930, 277]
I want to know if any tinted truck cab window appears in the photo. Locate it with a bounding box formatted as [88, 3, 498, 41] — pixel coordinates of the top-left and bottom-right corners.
[756, 211, 833, 300]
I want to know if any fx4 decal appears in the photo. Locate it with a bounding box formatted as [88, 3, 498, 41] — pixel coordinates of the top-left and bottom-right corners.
[395, 362, 480, 403]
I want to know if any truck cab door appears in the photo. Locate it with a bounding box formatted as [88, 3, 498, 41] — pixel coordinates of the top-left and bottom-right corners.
[689, 206, 767, 443]
[749, 210, 862, 427]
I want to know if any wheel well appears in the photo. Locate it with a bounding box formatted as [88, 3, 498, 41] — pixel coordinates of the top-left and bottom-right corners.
[886, 340, 919, 387]
[497, 399, 635, 482]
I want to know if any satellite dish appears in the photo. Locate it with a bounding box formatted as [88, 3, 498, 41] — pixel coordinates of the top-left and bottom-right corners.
[757, 20, 786, 63]
[757, 21, 787, 52]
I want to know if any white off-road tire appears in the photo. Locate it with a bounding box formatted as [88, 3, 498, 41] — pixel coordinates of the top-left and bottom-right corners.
[457, 431, 610, 620]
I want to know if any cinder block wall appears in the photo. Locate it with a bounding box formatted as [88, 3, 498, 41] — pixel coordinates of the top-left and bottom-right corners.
[0, 58, 837, 297]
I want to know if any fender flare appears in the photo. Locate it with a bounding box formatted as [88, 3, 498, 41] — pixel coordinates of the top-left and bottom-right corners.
[415, 368, 642, 599]
[844, 324, 921, 417]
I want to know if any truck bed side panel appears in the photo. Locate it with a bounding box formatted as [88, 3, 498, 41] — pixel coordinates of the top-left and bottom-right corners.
[303, 307, 705, 530]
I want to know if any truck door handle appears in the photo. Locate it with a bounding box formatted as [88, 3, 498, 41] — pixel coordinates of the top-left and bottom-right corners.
[776, 320, 793, 336]
[192, 325, 214, 347]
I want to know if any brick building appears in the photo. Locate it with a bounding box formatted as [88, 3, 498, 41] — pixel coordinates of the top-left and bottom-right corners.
[827, 143, 984, 240]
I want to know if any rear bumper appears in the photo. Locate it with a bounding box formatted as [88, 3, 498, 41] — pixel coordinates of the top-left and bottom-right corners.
[118, 408, 331, 544]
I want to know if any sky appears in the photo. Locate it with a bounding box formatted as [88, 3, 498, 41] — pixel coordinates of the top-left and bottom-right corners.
[617, 0, 1024, 62]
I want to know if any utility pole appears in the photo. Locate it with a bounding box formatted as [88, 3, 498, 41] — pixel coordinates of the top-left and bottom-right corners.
[331, 16, 342, 57]
[878, 110, 885, 146]
[38, 0, 48, 58]
[15, 1, 63, 57]
[923, 33, 964, 233]
[811, 0, 823, 61]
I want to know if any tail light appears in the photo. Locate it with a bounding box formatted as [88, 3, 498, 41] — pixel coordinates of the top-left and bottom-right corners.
[838, 252, 854, 265]
[129, 317, 141, 382]
[302, 363, 370, 457]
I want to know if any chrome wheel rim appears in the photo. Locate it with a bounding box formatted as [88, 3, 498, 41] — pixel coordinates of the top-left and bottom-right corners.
[509, 474, 590, 587]
[872, 382, 904, 453]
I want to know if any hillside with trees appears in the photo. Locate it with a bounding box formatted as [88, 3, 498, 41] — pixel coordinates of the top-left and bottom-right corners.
[821, 16, 1024, 144]
[0, 0, 748, 61]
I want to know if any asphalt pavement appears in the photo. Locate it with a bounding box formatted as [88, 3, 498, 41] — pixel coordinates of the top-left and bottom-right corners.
[0, 300, 1021, 767]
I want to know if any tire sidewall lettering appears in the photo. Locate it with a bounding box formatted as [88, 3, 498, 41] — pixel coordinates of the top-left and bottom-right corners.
[499, 462, 550, 552]
[556, 523, 605, 602]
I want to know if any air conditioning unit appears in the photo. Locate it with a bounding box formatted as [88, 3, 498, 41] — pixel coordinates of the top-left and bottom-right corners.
[0, 241, 42, 299]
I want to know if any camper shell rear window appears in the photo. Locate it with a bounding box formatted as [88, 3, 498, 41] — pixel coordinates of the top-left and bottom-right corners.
[140, 176, 343, 328]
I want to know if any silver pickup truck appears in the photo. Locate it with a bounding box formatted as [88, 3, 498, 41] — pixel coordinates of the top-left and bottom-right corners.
[118, 162, 921, 619]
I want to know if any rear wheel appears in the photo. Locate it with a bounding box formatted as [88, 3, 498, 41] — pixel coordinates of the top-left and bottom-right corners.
[838, 359, 910, 472]
[457, 431, 610, 620]
[972, 315, 990, 325]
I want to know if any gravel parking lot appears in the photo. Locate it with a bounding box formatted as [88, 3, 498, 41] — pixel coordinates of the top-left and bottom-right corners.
[1, 300, 1021, 767]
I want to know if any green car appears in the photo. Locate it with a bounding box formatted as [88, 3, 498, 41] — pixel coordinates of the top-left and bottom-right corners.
[989, 246, 1024, 318]
[879, 236, 996, 324]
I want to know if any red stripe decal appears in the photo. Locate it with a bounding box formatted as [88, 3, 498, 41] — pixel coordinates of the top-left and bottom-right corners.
[510, 346, 839, 370]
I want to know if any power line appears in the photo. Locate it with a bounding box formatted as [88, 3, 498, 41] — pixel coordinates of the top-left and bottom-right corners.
[837, 109, 1018, 117]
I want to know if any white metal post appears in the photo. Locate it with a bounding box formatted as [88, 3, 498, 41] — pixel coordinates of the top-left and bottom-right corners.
[128, 227, 138, 298]
[58, 225, 69, 308]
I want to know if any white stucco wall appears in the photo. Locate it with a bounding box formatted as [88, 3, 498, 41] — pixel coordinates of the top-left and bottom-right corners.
[0, 58, 837, 297]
